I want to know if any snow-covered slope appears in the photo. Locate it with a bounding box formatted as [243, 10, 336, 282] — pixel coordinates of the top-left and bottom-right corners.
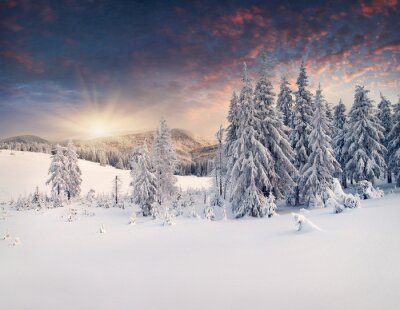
[0, 151, 211, 201]
[1, 150, 400, 310]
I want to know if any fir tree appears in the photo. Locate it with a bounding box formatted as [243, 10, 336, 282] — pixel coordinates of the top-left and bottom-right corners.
[214, 126, 226, 200]
[130, 141, 157, 216]
[230, 63, 272, 218]
[65, 140, 82, 200]
[253, 56, 297, 199]
[387, 99, 400, 186]
[277, 76, 294, 128]
[377, 93, 393, 183]
[343, 86, 386, 184]
[290, 60, 314, 170]
[224, 91, 239, 198]
[299, 84, 341, 207]
[152, 119, 177, 206]
[290, 61, 314, 205]
[333, 99, 347, 187]
[46, 144, 68, 203]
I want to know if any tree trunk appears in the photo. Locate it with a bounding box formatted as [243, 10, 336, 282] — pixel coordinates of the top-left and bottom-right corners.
[388, 169, 392, 184]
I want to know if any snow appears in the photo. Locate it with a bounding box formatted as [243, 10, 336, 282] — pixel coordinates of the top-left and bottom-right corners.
[0, 151, 212, 202]
[1, 151, 400, 310]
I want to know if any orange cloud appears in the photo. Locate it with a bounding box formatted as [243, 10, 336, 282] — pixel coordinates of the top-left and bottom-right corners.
[360, 0, 398, 16]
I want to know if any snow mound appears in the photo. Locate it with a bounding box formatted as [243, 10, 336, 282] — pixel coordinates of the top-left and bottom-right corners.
[292, 213, 321, 232]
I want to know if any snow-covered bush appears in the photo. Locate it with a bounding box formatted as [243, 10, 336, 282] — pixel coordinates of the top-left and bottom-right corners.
[265, 194, 277, 218]
[356, 180, 384, 199]
[99, 224, 106, 234]
[129, 213, 136, 225]
[292, 213, 321, 232]
[204, 204, 215, 221]
[344, 194, 361, 209]
[326, 197, 344, 214]
[66, 207, 78, 222]
[163, 207, 175, 226]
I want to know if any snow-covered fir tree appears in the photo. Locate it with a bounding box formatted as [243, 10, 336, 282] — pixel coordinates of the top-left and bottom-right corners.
[130, 141, 157, 216]
[387, 99, 400, 186]
[253, 56, 297, 199]
[290, 60, 314, 170]
[65, 140, 82, 200]
[224, 91, 240, 198]
[213, 125, 226, 201]
[343, 86, 386, 184]
[289, 61, 314, 205]
[377, 93, 393, 183]
[299, 84, 341, 207]
[152, 118, 177, 206]
[229, 63, 272, 218]
[46, 144, 68, 203]
[333, 99, 347, 187]
[276, 76, 294, 128]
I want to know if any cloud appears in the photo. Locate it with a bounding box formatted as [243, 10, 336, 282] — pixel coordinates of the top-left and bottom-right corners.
[359, 0, 398, 16]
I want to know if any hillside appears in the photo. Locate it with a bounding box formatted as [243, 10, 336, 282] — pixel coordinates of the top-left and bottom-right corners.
[0, 135, 49, 144]
[0, 151, 212, 202]
[75, 128, 214, 164]
[0, 130, 217, 173]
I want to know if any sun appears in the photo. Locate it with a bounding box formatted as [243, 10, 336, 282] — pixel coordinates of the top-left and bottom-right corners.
[92, 127, 107, 137]
[89, 125, 110, 138]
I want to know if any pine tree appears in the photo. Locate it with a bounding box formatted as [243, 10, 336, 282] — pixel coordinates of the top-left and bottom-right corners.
[343, 86, 386, 184]
[299, 84, 341, 207]
[276, 76, 294, 128]
[46, 144, 68, 203]
[230, 63, 272, 218]
[65, 140, 82, 200]
[387, 99, 400, 186]
[253, 56, 297, 199]
[333, 99, 347, 187]
[377, 93, 393, 183]
[130, 142, 157, 216]
[290, 61, 314, 170]
[152, 119, 177, 206]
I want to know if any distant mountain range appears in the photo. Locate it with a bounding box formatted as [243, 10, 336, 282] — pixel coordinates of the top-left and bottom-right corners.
[0, 129, 217, 169]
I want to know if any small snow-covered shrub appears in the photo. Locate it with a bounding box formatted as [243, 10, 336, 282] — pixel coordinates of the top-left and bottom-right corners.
[292, 213, 321, 232]
[356, 181, 384, 200]
[331, 178, 347, 201]
[326, 198, 344, 213]
[129, 213, 136, 225]
[221, 206, 227, 220]
[344, 194, 361, 209]
[285, 193, 296, 206]
[266, 195, 277, 218]
[204, 204, 215, 221]
[99, 224, 106, 234]
[2, 229, 10, 240]
[163, 208, 175, 226]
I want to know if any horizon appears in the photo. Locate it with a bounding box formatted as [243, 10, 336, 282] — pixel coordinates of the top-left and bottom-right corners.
[1, 0, 399, 140]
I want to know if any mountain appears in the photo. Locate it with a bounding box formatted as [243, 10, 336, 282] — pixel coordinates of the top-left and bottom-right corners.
[0, 130, 217, 174]
[0, 135, 49, 144]
[74, 128, 215, 164]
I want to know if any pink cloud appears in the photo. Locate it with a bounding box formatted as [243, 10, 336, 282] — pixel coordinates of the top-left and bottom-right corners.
[360, 0, 398, 16]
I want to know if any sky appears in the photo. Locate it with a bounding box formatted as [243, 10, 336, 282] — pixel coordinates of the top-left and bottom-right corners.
[0, 0, 399, 141]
